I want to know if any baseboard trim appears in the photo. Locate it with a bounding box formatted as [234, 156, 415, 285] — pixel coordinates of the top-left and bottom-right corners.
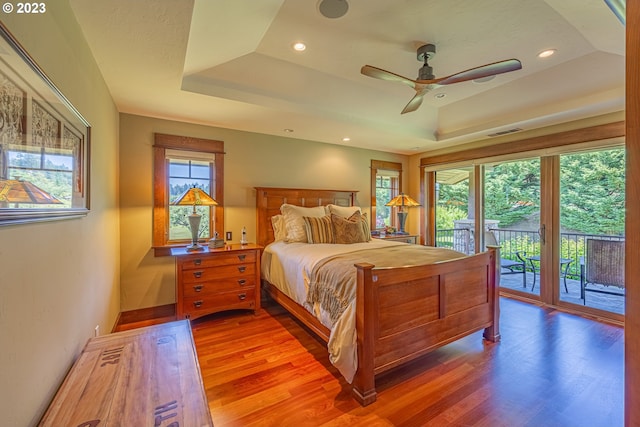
[112, 303, 177, 332]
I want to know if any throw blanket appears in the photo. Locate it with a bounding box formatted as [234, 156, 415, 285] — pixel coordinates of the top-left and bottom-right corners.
[303, 244, 465, 382]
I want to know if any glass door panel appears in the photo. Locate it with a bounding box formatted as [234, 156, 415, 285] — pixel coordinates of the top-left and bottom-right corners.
[559, 148, 625, 315]
[434, 167, 475, 254]
[484, 159, 541, 297]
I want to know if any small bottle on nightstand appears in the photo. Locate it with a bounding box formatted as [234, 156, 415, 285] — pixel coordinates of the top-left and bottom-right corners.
[240, 226, 248, 245]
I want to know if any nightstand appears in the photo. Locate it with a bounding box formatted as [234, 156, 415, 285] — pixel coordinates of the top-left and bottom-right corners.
[372, 234, 418, 244]
[171, 244, 262, 320]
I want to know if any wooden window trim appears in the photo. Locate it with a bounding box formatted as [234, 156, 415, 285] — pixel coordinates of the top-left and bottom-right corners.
[153, 133, 224, 257]
[371, 160, 403, 230]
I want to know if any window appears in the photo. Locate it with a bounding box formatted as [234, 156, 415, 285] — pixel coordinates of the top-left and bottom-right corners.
[153, 134, 224, 256]
[371, 160, 402, 230]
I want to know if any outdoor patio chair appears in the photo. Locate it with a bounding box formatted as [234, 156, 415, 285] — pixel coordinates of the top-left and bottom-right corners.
[580, 239, 625, 305]
[485, 231, 527, 287]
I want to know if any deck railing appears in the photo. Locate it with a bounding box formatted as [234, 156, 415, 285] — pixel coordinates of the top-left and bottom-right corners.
[435, 228, 624, 279]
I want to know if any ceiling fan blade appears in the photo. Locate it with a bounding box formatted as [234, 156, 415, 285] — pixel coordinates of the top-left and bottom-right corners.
[361, 65, 417, 88]
[401, 91, 426, 114]
[428, 59, 522, 86]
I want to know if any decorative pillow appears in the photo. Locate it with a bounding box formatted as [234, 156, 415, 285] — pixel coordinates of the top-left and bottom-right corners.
[327, 204, 361, 219]
[303, 215, 335, 244]
[332, 211, 367, 244]
[280, 204, 328, 243]
[360, 212, 372, 241]
[271, 214, 287, 241]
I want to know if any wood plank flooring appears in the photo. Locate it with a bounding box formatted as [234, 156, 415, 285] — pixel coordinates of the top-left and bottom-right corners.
[190, 297, 623, 427]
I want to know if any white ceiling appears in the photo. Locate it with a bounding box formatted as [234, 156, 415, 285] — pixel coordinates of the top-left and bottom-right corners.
[69, 0, 625, 154]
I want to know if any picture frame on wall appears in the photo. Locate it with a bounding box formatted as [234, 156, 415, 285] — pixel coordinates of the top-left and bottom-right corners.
[0, 22, 91, 226]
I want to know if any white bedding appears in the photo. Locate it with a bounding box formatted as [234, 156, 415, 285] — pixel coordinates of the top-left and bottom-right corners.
[262, 239, 414, 382]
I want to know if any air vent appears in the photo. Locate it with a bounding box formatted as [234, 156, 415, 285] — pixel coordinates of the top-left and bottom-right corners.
[487, 128, 523, 137]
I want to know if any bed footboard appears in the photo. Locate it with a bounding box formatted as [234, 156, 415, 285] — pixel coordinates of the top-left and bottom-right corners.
[352, 246, 500, 406]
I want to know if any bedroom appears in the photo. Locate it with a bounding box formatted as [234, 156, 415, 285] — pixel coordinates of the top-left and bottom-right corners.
[0, 1, 638, 426]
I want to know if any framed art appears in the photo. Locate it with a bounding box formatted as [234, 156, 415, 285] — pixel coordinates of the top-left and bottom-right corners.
[0, 22, 91, 226]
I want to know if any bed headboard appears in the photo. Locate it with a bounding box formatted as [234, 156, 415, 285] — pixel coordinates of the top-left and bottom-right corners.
[255, 187, 358, 247]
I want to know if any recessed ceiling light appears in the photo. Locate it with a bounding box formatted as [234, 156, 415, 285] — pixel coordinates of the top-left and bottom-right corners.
[283, 128, 294, 133]
[292, 42, 306, 52]
[537, 49, 556, 58]
[434, 93, 446, 99]
[342, 137, 351, 142]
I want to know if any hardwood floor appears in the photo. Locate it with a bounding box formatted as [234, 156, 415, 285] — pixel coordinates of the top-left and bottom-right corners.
[190, 297, 623, 427]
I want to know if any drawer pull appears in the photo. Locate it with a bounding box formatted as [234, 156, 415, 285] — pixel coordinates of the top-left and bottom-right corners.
[238, 293, 247, 301]
[193, 285, 204, 292]
[193, 300, 203, 308]
[238, 279, 246, 286]
[238, 254, 246, 261]
[194, 259, 202, 266]
[238, 266, 247, 273]
[193, 271, 203, 278]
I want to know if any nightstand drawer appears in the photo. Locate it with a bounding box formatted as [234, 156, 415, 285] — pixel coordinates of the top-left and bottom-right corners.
[183, 289, 256, 315]
[182, 263, 255, 283]
[183, 277, 255, 297]
[179, 251, 257, 270]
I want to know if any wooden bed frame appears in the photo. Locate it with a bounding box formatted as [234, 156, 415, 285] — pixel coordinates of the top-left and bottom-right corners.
[255, 187, 500, 406]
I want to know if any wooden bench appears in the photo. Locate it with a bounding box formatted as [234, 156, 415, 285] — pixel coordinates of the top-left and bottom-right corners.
[39, 320, 213, 427]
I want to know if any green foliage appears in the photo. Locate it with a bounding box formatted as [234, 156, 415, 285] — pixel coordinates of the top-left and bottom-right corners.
[484, 159, 540, 227]
[435, 149, 624, 235]
[560, 150, 625, 235]
[435, 204, 467, 230]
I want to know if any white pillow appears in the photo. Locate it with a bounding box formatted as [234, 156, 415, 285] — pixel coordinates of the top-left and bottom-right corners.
[327, 204, 361, 218]
[271, 214, 287, 241]
[280, 204, 328, 242]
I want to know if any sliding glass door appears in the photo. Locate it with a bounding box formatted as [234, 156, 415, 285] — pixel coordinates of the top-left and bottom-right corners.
[558, 148, 625, 315]
[484, 159, 541, 297]
[433, 167, 475, 254]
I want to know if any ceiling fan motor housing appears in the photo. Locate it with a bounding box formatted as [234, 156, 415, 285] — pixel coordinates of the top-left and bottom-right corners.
[417, 43, 436, 80]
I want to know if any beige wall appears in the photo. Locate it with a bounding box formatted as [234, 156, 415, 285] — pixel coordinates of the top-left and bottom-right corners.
[0, 7, 120, 427]
[119, 113, 409, 311]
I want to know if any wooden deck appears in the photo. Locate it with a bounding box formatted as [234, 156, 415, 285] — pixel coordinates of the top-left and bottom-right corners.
[500, 272, 625, 315]
[190, 298, 623, 427]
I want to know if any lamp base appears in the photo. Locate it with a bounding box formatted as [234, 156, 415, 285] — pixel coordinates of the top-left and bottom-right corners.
[397, 211, 408, 234]
[186, 243, 205, 252]
[187, 212, 203, 251]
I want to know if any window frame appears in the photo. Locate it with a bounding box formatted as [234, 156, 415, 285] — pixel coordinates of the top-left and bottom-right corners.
[370, 159, 402, 231]
[153, 133, 224, 256]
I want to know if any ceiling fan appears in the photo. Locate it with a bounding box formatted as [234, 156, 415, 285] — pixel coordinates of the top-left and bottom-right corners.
[361, 43, 522, 114]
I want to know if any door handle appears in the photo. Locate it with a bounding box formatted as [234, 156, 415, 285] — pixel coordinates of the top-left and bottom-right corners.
[538, 225, 546, 244]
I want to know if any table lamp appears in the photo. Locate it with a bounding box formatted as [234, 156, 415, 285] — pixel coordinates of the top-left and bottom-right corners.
[171, 186, 218, 251]
[385, 193, 420, 234]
